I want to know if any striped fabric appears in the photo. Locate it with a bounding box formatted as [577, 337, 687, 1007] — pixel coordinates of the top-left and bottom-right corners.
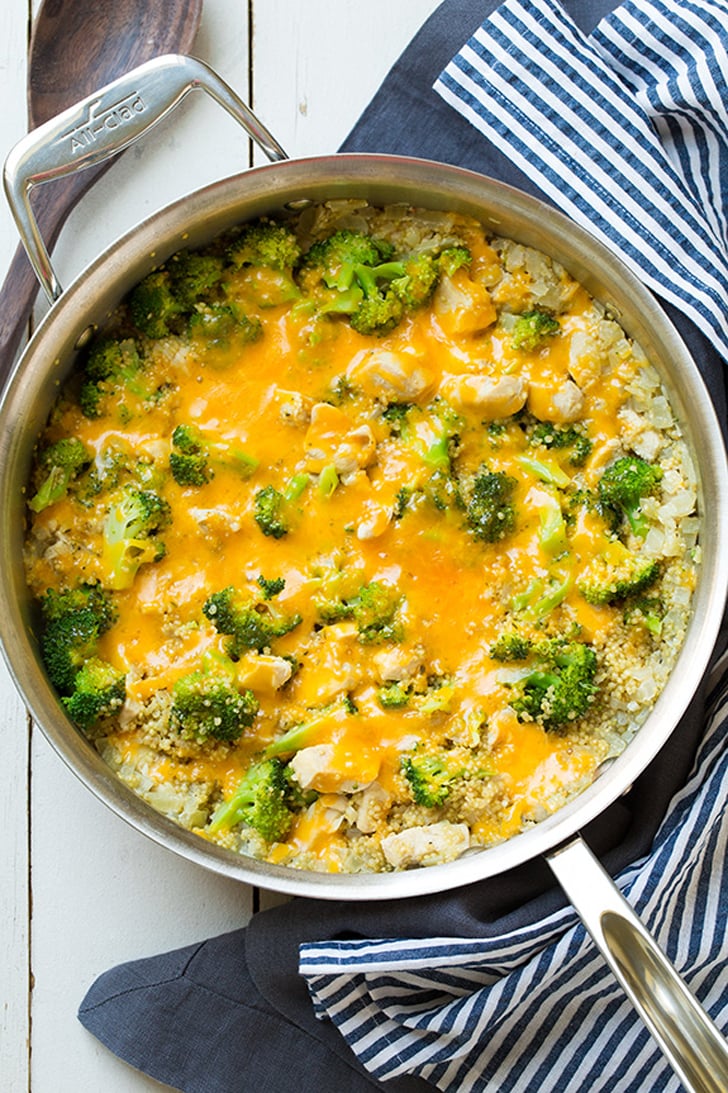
[300, 652, 728, 1091]
[433, 0, 728, 362]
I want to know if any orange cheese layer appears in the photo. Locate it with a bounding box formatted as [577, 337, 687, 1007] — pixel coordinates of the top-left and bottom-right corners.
[25, 221, 672, 866]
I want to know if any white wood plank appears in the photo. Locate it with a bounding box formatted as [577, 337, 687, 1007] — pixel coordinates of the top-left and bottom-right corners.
[30, 730, 253, 1093]
[0, 2, 33, 1087]
[250, 0, 441, 158]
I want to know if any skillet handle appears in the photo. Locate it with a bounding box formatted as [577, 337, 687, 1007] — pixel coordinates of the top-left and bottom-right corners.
[546, 835, 728, 1093]
[2, 53, 287, 305]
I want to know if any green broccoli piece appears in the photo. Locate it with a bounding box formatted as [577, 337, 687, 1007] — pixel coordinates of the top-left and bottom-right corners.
[208, 758, 294, 841]
[465, 468, 517, 542]
[169, 423, 258, 487]
[437, 246, 472, 277]
[28, 438, 90, 513]
[510, 309, 560, 351]
[299, 229, 393, 293]
[253, 485, 291, 539]
[597, 456, 663, 537]
[298, 231, 443, 336]
[257, 575, 285, 600]
[171, 665, 258, 744]
[578, 551, 660, 605]
[166, 250, 225, 309]
[39, 584, 116, 694]
[528, 422, 592, 467]
[378, 682, 411, 708]
[382, 402, 415, 439]
[228, 219, 302, 271]
[316, 581, 403, 644]
[62, 657, 126, 731]
[203, 585, 302, 659]
[509, 639, 598, 729]
[263, 695, 356, 759]
[401, 753, 460, 807]
[188, 303, 262, 357]
[129, 270, 185, 338]
[78, 336, 150, 417]
[103, 486, 171, 590]
[490, 633, 532, 661]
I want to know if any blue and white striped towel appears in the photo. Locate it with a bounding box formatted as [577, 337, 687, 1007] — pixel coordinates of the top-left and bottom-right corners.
[300, 655, 728, 1092]
[299, 4, 728, 1089]
[435, 0, 728, 362]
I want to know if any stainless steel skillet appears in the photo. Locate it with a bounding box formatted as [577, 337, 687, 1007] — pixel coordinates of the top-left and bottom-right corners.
[2, 55, 727, 1090]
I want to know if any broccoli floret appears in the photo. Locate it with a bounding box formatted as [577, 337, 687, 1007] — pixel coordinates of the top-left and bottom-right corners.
[317, 581, 403, 644]
[490, 633, 532, 661]
[510, 309, 560, 351]
[203, 585, 302, 659]
[62, 657, 126, 731]
[437, 246, 472, 277]
[28, 438, 90, 513]
[389, 253, 440, 310]
[188, 303, 262, 357]
[167, 250, 225, 309]
[382, 402, 415, 438]
[169, 423, 258, 487]
[78, 336, 150, 417]
[299, 231, 445, 336]
[578, 550, 660, 605]
[208, 758, 293, 841]
[509, 639, 598, 729]
[129, 270, 185, 338]
[299, 229, 393, 292]
[253, 485, 291, 539]
[528, 422, 592, 467]
[39, 584, 116, 694]
[228, 219, 302, 271]
[598, 456, 663, 537]
[465, 468, 517, 542]
[378, 682, 411, 708]
[171, 666, 258, 743]
[401, 753, 460, 807]
[103, 486, 171, 590]
[257, 575, 285, 600]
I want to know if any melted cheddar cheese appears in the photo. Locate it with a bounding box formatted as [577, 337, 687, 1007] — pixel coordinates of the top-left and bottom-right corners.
[24, 203, 698, 873]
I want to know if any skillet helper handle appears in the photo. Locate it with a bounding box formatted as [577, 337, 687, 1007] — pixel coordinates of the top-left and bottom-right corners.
[3, 53, 287, 307]
[546, 835, 728, 1093]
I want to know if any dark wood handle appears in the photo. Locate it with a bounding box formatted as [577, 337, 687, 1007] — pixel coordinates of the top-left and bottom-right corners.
[0, 163, 110, 387]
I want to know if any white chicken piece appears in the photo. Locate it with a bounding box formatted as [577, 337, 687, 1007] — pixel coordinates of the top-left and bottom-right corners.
[439, 373, 528, 419]
[347, 349, 434, 401]
[289, 744, 378, 794]
[373, 645, 424, 682]
[529, 378, 585, 423]
[432, 270, 497, 336]
[236, 653, 293, 692]
[356, 782, 392, 834]
[274, 388, 313, 428]
[381, 822, 471, 869]
[303, 402, 376, 475]
[356, 503, 392, 541]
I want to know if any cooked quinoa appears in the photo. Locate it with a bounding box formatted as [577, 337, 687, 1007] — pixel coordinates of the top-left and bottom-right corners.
[24, 201, 698, 873]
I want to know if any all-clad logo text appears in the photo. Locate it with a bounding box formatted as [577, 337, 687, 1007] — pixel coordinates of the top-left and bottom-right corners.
[65, 92, 145, 152]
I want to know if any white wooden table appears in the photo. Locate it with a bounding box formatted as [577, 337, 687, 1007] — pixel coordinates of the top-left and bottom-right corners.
[0, 2, 440, 1087]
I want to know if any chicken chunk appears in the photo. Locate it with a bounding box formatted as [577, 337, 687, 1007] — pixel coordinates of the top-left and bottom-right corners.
[347, 349, 434, 402]
[432, 270, 497, 336]
[289, 743, 379, 794]
[304, 402, 376, 474]
[381, 822, 470, 868]
[439, 373, 528, 419]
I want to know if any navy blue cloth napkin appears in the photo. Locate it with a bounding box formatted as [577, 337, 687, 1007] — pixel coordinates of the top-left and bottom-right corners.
[78, 2, 728, 1090]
